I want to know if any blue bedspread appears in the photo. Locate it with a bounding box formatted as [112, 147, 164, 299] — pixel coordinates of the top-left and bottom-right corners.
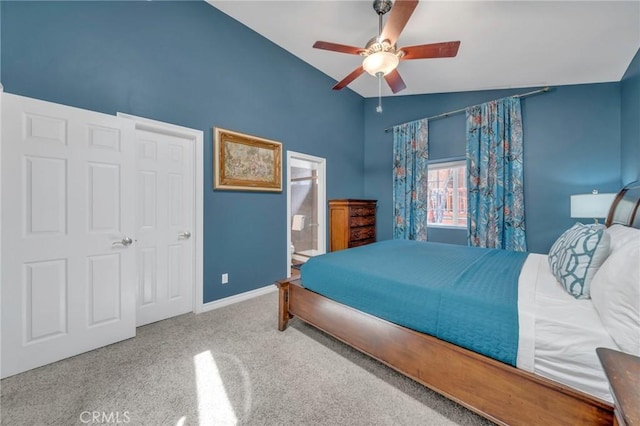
[300, 240, 529, 365]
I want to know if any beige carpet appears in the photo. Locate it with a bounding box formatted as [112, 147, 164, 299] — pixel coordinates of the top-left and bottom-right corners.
[0, 291, 490, 425]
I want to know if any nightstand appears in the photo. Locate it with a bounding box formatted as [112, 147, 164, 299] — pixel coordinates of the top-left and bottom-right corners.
[597, 347, 640, 426]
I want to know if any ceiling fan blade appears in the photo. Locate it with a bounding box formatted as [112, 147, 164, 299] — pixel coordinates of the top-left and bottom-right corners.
[384, 69, 407, 94]
[332, 65, 366, 90]
[313, 41, 365, 55]
[380, 0, 419, 47]
[400, 41, 461, 60]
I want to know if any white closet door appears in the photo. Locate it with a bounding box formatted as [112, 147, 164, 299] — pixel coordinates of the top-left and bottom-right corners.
[135, 128, 194, 326]
[1, 93, 136, 378]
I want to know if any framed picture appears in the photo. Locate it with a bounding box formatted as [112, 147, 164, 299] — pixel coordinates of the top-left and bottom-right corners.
[213, 127, 282, 192]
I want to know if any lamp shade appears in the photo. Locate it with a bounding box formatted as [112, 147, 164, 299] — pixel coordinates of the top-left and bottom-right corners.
[362, 51, 399, 76]
[570, 192, 616, 219]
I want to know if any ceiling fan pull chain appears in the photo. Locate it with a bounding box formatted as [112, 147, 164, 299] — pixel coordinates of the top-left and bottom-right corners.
[376, 73, 383, 113]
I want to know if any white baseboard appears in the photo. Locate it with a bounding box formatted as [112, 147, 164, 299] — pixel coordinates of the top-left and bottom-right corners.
[292, 254, 309, 263]
[199, 284, 277, 313]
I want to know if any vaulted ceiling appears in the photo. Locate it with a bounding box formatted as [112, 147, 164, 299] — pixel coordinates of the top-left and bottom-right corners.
[209, 1, 640, 98]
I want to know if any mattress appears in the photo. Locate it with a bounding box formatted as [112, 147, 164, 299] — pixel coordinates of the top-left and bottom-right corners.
[521, 254, 620, 402]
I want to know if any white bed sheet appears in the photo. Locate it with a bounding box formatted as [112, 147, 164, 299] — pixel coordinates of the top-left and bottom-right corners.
[516, 253, 619, 403]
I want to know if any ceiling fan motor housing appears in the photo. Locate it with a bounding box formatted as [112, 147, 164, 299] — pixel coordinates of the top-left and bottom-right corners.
[363, 37, 405, 59]
[373, 0, 393, 16]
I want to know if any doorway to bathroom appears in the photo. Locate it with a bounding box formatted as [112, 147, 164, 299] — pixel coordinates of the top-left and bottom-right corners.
[286, 151, 326, 277]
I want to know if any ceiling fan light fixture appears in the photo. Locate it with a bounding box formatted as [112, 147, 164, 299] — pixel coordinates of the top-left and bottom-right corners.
[362, 51, 399, 76]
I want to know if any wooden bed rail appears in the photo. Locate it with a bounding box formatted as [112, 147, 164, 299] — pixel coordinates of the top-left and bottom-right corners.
[275, 278, 613, 426]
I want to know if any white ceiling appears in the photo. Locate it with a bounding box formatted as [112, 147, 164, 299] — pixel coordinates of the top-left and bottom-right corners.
[208, 1, 640, 98]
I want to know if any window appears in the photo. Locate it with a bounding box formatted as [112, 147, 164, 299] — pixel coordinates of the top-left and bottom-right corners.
[427, 161, 467, 228]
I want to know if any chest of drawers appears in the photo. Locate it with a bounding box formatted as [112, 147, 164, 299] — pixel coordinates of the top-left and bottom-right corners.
[329, 199, 377, 251]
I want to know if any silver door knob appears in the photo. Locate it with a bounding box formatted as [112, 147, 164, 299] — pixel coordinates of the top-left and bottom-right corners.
[112, 236, 134, 247]
[178, 231, 191, 240]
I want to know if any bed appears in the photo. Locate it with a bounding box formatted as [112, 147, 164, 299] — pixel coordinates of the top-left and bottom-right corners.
[276, 181, 640, 425]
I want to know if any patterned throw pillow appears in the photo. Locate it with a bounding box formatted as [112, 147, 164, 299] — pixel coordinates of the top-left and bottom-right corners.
[548, 223, 611, 299]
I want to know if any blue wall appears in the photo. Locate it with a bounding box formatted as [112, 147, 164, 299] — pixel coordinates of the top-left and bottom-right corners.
[1, 1, 365, 303]
[1, 1, 635, 295]
[621, 49, 640, 184]
[364, 84, 622, 254]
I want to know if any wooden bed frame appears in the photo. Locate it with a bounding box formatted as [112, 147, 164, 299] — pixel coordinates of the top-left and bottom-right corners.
[276, 181, 640, 425]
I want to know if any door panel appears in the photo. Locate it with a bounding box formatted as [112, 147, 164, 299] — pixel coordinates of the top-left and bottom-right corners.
[168, 244, 184, 299]
[1, 93, 136, 378]
[139, 171, 157, 228]
[134, 129, 194, 326]
[25, 259, 68, 342]
[139, 247, 157, 306]
[169, 173, 183, 225]
[25, 113, 67, 145]
[88, 253, 122, 325]
[88, 163, 121, 232]
[25, 156, 67, 235]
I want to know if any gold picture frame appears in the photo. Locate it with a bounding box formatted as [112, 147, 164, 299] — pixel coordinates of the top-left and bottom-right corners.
[213, 127, 282, 192]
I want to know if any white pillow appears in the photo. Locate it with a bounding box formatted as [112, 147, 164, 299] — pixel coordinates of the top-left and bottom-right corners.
[590, 237, 640, 356]
[548, 223, 611, 299]
[605, 224, 640, 252]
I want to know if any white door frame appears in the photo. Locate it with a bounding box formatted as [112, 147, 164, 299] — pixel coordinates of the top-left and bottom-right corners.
[286, 151, 326, 277]
[0, 83, 3, 314]
[0, 84, 4, 326]
[117, 113, 204, 314]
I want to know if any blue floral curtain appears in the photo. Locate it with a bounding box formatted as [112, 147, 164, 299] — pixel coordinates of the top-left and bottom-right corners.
[466, 97, 527, 251]
[393, 119, 429, 241]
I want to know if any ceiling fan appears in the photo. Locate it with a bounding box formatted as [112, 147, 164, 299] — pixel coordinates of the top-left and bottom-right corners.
[313, 0, 460, 100]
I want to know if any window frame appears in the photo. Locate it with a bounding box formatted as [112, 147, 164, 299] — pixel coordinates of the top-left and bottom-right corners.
[426, 159, 467, 229]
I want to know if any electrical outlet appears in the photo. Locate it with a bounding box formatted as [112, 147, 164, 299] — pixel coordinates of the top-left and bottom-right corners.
[221, 273, 228, 284]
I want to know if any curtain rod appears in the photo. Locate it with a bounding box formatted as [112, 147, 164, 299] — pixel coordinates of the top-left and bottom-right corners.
[383, 87, 551, 133]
